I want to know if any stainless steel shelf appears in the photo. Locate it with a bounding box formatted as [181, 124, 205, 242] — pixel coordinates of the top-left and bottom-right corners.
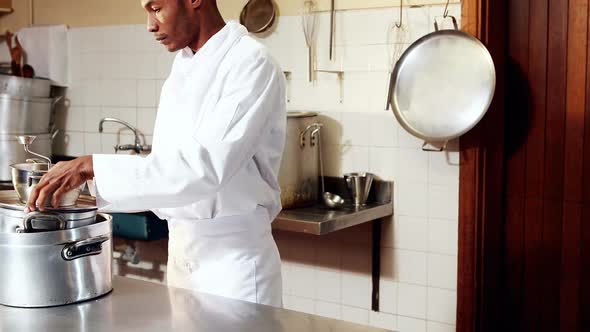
[273, 202, 393, 235]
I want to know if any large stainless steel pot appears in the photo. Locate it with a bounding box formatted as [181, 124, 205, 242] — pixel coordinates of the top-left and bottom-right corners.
[278, 112, 322, 209]
[0, 94, 58, 134]
[0, 213, 112, 307]
[0, 133, 53, 182]
[0, 191, 98, 233]
[0, 74, 52, 97]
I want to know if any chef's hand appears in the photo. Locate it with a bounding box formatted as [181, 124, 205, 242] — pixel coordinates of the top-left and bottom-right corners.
[25, 156, 94, 212]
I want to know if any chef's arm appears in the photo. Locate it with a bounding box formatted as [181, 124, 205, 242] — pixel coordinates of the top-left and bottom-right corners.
[92, 54, 284, 211]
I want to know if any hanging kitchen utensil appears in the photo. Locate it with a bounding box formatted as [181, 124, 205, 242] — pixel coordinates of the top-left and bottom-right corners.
[239, 0, 277, 34]
[389, 15, 496, 151]
[385, 0, 408, 110]
[328, 0, 335, 60]
[302, 0, 318, 82]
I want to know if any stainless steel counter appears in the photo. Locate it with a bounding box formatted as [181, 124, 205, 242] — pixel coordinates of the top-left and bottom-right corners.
[0, 276, 392, 332]
[273, 202, 393, 235]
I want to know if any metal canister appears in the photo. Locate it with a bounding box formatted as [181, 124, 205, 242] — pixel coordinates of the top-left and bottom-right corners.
[278, 112, 322, 209]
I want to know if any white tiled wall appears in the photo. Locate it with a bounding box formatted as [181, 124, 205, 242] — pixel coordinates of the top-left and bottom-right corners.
[56, 3, 460, 332]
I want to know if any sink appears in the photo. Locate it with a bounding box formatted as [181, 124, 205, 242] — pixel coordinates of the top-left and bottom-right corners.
[111, 212, 168, 240]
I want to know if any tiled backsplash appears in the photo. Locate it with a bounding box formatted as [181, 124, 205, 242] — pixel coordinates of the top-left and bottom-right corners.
[56, 4, 460, 332]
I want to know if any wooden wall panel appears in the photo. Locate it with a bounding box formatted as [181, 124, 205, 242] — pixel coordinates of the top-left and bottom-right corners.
[503, 0, 528, 330]
[526, 0, 548, 199]
[499, 0, 588, 331]
[459, 0, 589, 331]
[457, 1, 506, 332]
[541, 0, 568, 330]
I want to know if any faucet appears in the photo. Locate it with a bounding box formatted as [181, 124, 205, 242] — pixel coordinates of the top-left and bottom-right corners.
[98, 117, 152, 154]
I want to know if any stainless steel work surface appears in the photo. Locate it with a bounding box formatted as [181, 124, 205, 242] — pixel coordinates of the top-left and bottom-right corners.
[0, 276, 392, 332]
[273, 202, 393, 235]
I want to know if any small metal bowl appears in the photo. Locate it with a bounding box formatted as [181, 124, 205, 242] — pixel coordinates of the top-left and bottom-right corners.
[10, 163, 84, 207]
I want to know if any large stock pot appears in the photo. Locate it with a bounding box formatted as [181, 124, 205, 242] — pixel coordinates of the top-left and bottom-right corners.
[278, 112, 322, 209]
[0, 191, 111, 308]
[0, 213, 112, 307]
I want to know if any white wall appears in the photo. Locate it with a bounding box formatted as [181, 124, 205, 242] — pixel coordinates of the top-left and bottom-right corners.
[56, 4, 461, 332]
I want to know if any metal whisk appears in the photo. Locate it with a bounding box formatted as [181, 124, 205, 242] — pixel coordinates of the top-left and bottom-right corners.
[302, 0, 317, 82]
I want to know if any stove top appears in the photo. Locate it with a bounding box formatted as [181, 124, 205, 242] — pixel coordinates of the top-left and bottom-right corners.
[0, 182, 13, 191]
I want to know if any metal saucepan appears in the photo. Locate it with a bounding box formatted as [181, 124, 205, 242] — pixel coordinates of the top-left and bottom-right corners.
[389, 16, 496, 151]
[0, 191, 98, 233]
[0, 132, 55, 182]
[10, 162, 85, 207]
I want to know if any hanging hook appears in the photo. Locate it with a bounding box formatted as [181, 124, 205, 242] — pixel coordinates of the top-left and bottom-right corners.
[395, 0, 403, 28]
[443, 0, 450, 18]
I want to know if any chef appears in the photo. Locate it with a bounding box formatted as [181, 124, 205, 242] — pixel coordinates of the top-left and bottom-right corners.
[26, 0, 286, 307]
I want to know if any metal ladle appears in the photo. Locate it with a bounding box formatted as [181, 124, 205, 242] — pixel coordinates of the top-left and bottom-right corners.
[16, 135, 52, 166]
[316, 129, 344, 208]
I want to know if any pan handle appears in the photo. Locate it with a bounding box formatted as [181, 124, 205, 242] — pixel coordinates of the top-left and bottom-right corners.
[385, 71, 395, 110]
[299, 123, 324, 148]
[23, 211, 67, 233]
[62, 235, 110, 261]
[27, 174, 43, 187]
[51, 95, 64, 108]
[422, 141, 447, 152]
[434, 15, 458, 32]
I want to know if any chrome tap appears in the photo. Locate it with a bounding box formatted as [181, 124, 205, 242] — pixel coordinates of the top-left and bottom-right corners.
[98, 117, 152, 154]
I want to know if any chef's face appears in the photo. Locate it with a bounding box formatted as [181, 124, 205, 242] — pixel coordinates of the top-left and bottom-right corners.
[142, 0, 201, 52]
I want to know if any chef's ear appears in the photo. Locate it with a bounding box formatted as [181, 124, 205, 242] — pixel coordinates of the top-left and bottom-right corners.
[188, 0, 202, 9]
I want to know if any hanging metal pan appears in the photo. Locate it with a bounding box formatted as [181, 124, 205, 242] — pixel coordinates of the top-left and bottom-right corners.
[389, 16, 496, 151]
[239, 0, 277, 34]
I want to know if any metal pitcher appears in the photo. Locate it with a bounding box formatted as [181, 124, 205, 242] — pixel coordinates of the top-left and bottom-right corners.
[344, 172, 375, 206]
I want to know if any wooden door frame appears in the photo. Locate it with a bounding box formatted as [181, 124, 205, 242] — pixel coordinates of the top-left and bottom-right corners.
[458, 1, 507, 331]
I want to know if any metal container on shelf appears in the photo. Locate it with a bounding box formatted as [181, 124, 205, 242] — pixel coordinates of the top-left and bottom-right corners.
[278, 112, 322, 209]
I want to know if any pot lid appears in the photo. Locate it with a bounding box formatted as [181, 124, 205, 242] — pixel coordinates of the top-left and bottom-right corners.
[287, 111, 318, 118]
[0, 190, 97, 212]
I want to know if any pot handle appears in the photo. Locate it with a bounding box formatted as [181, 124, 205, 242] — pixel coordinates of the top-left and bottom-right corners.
[51, 95, 64, 108]
[434, 15, 458, 31]
[421, 141, 447, 152]
[27, 174, 43, 187]
[51, 128, 60, 140]
[299, 123, 324, 148]
[345, 176, 352, 189]
[22, 211, 67, 233]
[62, 235, 110, 261]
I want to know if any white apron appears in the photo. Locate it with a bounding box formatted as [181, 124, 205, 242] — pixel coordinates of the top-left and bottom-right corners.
[166, 206, 282, 307]
[91, 21, 287, 307]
